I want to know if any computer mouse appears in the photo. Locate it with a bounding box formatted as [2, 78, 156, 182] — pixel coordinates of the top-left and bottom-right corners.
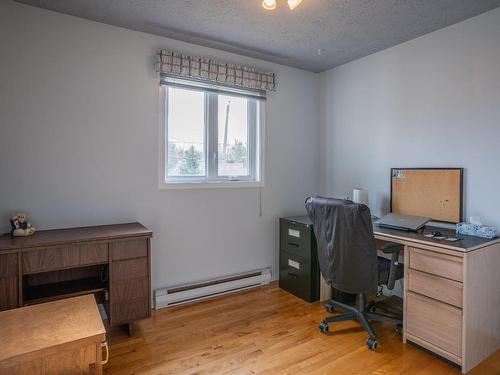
[432, 230, 442, 237]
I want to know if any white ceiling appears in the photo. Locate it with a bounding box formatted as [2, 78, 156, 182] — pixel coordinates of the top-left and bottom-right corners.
[14, 0, 500, 72]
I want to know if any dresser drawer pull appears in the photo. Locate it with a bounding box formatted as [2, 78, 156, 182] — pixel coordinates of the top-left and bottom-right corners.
[287, 242, 299, 247]
[287, 272, 299, 279]
[101, 341, 109, 365]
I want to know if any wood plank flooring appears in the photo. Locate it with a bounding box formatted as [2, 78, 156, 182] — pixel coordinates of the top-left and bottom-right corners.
[104, 283, 500, 374]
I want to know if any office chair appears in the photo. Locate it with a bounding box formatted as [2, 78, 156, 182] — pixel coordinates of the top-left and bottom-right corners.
[305, 196, 404, 350]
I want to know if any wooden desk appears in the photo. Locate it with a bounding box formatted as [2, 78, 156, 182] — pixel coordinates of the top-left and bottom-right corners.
[374, 225, 500, 373]
[0, 294, 106, 374]
[0, 223, 152, 335]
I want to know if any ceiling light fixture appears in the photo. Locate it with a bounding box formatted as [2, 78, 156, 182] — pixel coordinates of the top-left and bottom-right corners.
[262, 0, 303, 11]
[262, 0, 276, 10]
[287, 0, 303, 10]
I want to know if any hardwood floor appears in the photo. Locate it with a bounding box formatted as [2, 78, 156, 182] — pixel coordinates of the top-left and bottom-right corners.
[104, 283, 500, 374]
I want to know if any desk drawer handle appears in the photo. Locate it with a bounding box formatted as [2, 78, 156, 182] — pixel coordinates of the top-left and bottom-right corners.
[287, 242, 299, 247]
[101, 341, 109, 365]
[288, 272, 298, 279]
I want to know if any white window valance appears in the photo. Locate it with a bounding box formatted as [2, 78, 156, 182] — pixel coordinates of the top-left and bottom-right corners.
[155, 50, 276, 92]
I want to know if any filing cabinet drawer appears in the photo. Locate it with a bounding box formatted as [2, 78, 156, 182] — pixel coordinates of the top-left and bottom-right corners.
[280, 221, 311, 256]
[407, 292, 462, 357]
[22, 243, 108, 274]
[279, 251, 318, 302]
[409, 247, 463, 282]
[408, 269, 463, 308]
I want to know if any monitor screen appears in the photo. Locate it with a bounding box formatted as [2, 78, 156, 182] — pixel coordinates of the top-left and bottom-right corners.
[390, 168, 463, 223]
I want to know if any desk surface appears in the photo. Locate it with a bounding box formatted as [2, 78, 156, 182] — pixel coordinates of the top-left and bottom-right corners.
[0, 294, 105, 364]
[283, 215, 499, 252]
[373, 224, 499, 252]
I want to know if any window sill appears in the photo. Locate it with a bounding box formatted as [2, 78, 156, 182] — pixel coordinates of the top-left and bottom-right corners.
[159, 180, 264, 190]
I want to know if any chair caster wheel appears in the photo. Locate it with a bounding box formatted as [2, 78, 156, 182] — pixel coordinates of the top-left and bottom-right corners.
[319, 321, 329, 333]
[395, 324, 403, 334]
[367, 337, 378, 350]
[366, 301, 376, 313]
[324, 303, 334, 312]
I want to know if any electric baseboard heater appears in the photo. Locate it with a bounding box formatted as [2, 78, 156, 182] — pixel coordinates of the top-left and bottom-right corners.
[154, 268, 272, 309]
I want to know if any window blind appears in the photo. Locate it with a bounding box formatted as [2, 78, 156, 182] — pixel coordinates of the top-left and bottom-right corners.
[155, 50, 276, 93]
[160, 76, 267, 100]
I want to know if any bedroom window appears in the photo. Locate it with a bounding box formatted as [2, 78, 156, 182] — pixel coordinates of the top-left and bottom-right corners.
[159, 78, 264, 188]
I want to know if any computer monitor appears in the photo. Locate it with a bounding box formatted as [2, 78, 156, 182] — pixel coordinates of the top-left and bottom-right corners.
[390, 168, 463, 224]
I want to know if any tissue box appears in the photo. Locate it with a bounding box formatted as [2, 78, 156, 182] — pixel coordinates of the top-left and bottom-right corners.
[456, 222, 498, 239]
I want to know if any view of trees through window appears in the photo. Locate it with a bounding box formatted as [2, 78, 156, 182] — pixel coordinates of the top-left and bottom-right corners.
[166, 87, 251, 178]
[166, 87, 205, 177]
[217, 95, 249, 176]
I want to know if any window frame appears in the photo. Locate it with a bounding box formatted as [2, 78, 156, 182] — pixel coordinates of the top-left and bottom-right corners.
[158, 83, 265, 189]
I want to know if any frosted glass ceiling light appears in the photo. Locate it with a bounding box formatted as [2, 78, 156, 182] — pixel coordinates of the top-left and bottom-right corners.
[287, 0, 303, 10]
[262, 0, 276, 10]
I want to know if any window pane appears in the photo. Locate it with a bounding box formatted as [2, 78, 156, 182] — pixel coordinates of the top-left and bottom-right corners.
[167, 87, 205, 177]
[217, 95, 249, 176]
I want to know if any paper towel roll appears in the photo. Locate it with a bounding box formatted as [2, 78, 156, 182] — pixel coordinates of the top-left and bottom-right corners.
[353, 188, 369, 206]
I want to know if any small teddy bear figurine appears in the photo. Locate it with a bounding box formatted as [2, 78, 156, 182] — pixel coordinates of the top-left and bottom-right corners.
[10, 212, 36, 237]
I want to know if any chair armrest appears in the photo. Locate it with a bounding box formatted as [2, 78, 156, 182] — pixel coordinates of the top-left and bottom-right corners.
[380, 243, 404, 290]
[380, 243, 404, 254]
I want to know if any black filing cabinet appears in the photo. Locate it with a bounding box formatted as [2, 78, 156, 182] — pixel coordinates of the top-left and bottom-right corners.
[279, 216, 320, 302]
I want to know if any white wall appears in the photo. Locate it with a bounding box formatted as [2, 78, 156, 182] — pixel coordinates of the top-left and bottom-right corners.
[320, 7, 500, 228]
[0, 1, 321, 290]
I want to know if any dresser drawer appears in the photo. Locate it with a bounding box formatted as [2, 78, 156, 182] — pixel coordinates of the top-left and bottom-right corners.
[280, 222, 311, 257]
[0, 254, 18, 277]
[112, 277, 149, 302]
[111, 258, 148, 282]
[409, 247, 463, 282]
[0, 276, 18, 311]
[111, 298, 149, 325]
[111, 238, 148, 260]
[406, 292, 462, 357]
[22, 243, 108, 274]
[408, 269, 463, 308]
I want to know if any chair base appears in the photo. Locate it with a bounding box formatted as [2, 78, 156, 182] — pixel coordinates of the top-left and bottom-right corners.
[319, 294, 402, 350]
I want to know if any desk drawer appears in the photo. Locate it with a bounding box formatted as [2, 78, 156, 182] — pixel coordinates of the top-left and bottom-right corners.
[111, 297, 149, 325]
[409, 247, 463, 282]
[408, 269, 463, 308]
[22, 243, 108, 274]
[407, 292, 462, 357]
[111, 257, 148, 282]
[0, 254, 18, 277]
[280, 222, 311, 256]
[111, 238, 148, 260]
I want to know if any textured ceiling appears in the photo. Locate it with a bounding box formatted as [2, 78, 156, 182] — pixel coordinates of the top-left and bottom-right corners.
[14, 0, 500, 72]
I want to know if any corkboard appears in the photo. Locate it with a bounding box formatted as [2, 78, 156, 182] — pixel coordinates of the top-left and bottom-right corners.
[391, 168, 463, 223]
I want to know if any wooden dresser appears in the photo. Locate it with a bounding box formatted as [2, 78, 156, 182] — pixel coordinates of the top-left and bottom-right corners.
[0, 222, 152, 335]
[0, 295, 106, 374]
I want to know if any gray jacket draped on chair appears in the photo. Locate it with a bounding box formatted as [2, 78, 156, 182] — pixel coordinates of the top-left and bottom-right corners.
[305, 196, 378, 294]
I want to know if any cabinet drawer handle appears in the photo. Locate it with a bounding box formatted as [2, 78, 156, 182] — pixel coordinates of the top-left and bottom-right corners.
[101, 341, 109, 365]
[287, 242, 299, 247]
[288, 272, 298, 279]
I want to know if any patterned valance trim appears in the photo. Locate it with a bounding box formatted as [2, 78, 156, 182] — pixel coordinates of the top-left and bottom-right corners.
[155, 50, 276, 92]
